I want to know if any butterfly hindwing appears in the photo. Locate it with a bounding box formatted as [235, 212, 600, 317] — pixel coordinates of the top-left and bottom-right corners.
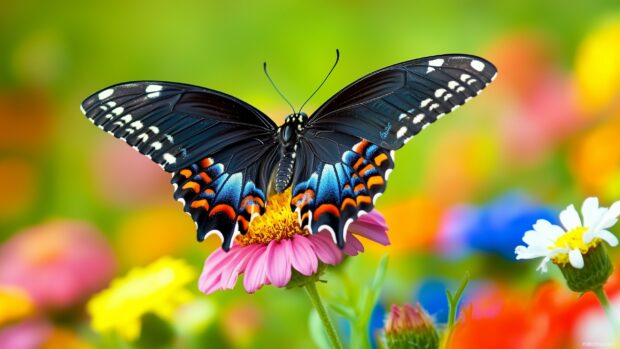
[292, 54, 497, 245]
[291, 139, 394, 247]
[172, 143, 279, 250]
[81, 81, 279, 250]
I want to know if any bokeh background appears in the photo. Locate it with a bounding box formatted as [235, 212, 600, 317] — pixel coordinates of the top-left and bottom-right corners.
[2, 1, 620, 348]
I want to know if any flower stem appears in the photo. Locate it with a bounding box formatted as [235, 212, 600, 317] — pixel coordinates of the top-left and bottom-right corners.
[592, 286, 619, 334]
[304, 281, 344, 349]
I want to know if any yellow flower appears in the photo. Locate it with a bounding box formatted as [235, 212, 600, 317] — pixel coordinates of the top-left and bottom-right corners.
[0, 286, 34, 326]
[87, 257, 195, 341]
[575, 16, 620, 115]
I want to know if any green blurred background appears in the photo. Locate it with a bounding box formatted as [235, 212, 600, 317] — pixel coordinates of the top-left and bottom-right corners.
[2, 1, 620, 348]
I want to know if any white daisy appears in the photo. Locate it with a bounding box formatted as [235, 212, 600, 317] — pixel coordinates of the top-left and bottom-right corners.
[515, 197, 619, 272]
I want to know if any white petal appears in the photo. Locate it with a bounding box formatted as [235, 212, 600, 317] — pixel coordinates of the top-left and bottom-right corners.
[515, 245, 549, 259]
[581, 197, 600, 227]
[560, 204, 582, 231]
[522, 230, 554, 247]
[593, 201, 620, 232]
[532, 219, 564, 240]
[568, 249, 584, 269]
[593, 230, 619, 247]
[536, 256, 551, 273]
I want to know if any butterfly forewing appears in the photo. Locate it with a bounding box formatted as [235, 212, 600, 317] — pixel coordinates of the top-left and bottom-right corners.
[81, 81, 279, 250]
[292, 54, 497, 245]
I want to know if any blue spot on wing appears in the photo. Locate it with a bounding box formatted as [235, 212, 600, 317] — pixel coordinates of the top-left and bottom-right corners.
[317, 165, 340, 203]
[379, 122, 391, 140]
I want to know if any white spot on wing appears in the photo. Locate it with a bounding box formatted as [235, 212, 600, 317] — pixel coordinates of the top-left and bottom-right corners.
[413, 114, 425, 124]
[470, 60, 485, 71]
[146, 84, 163, 99]
[435, 88, 446, 98]
[460, 74, 471, 82]
[420, 98, 432, 108]
[80, 104, 86, 114]
[98, 89, 114, 100]
[131, 121, 144, 129]
[163, 153, 176, 164]
[151, 141, 162, 150]
[427, 58, 444, 73]
[120, 114, 132, 123]
[429, 58, 444, 67]
[396, 126, 407, 138]
[149, 126, 160, 134]
[448, 81, 460, 90]
[112, 107, 124, 116]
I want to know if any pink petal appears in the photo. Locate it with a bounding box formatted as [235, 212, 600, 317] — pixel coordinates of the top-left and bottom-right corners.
[343, 234, 364, 256]
[290, 235, 319, 276]
[309, 233, 343, 265]
[243, 245, 269, 293]
[348, 212, 390, 246]
[198, 248, 232, 294]
[357, 210, 388, 230]
[265, 240, 293, 287]
[221, 245, 262, 290]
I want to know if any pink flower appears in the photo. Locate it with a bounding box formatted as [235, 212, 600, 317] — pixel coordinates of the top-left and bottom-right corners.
[199, 210, 389, 294]
[0, 221, 116, 310]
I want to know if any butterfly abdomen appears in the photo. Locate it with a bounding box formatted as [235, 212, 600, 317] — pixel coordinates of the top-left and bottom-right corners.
[274, 149, 295, 192]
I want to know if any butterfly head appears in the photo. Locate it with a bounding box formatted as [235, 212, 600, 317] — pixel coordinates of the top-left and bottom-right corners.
[280, 112, 308, 146]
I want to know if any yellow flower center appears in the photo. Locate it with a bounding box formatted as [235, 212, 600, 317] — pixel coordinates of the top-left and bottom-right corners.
[550, 226, 601, 265]
[236, 189, 309, 246]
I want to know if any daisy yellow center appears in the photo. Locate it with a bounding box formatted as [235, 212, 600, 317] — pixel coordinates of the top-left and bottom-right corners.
[550, 226, 601, 265]
[236, 188, 309, 246]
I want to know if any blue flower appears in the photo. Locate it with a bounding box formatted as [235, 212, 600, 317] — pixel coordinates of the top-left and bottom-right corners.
[438, 192, 559, 260]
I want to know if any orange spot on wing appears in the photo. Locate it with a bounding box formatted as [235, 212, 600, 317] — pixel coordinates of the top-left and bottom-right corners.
[356, 195, 371, 205]
[210, 204, 236, 219]
[191, 199, 209, 210]
[182, 181, 200, 193]
[199, 172, 212, 183]
[353, 140, 370, 154]
[367, 175, 385, 188]
[340, 198, 357, 210]
[353, 157, 364, 170]
[238, 216, 249, 231]
[313, 204, 340, 220]
[204, 188, 215, 195]
[374, 153, 388, 166]
[343, 184, 351, 189]
[200, 158, 213, 168]
[354, 183, 366, 192]
[180, 169, 192, 178]
[359, 164, 375, 177]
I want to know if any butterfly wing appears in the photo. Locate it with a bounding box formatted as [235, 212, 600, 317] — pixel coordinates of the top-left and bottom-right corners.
[81, 81, 279, 250]
[292, 54, 497, 246]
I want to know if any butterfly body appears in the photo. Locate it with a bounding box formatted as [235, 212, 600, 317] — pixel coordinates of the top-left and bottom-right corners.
[81, 54, 497, 251]
[274, 112, 308, 192]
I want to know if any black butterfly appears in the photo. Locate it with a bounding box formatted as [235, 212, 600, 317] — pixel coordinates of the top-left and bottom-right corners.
[81, 53, 497, 251]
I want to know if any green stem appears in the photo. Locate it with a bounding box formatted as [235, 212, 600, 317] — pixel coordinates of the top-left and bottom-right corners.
[304, 281, 344, 349]
[592, 286, 619, 335]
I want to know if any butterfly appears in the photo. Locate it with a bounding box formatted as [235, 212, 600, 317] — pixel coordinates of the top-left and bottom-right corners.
[81, 53, 497, 251]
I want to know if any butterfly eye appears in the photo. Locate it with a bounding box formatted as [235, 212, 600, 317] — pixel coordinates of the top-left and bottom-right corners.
[282, 124, 294, 143]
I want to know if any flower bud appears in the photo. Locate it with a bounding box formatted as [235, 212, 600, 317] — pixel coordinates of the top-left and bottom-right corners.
[559, 243, 614, 293]
[384, 303, 439, 349]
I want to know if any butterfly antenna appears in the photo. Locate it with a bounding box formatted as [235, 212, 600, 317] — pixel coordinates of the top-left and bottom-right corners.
[263, 62, 296, 115]
[299, 49, 340, 112]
